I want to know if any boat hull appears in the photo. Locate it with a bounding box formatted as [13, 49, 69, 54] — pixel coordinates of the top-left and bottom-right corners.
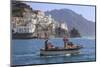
[40, 46, 83, 56]
[40, 49, 80, 56]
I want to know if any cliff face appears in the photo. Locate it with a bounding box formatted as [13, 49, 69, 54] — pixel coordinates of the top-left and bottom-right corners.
[12, 1, 33, 17]
[45, 9, 95, 37]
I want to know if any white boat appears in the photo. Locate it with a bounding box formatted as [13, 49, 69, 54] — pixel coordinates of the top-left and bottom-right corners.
[40, 45, 83, 56]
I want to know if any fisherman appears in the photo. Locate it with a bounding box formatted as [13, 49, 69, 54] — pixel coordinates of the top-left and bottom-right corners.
[63, 36, 69, 48]
[67, 42, 77, 49]
[44, 32, 49, 50]
[45, 39, 54, 50]
[45, 39, 48, 50]
[67, 42, 73, 48]
[47, 42, 54, 49]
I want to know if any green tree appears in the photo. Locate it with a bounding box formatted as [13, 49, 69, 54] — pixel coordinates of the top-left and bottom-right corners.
[70, 27, 81, 37]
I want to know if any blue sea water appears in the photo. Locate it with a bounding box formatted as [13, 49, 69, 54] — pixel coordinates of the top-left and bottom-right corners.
[12, 38, 96, 65]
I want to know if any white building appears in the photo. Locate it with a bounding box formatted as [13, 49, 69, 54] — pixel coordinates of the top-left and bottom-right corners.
[12, 10, 68, 38]
[14, 23, 35, 33]
[60, 22, 68, 31]
[12, 14, 36, 34]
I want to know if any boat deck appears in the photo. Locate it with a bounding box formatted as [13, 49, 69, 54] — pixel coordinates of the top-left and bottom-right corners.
[40, 45, 83, 51]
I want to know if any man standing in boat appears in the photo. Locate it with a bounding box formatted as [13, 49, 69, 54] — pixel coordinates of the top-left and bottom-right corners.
[44, 32, 54, 50]
[45, 39, 48, 50]
[63, 36, 78, 49]
[44, 32, 48, 50]
[44, 39, 54, 50]
[63, 36, 69, 48]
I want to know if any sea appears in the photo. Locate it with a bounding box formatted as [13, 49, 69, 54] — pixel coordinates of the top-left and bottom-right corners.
[11, 37, 96, 66]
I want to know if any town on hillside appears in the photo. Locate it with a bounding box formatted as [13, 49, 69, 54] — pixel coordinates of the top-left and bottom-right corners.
[11, 2, 81, 39]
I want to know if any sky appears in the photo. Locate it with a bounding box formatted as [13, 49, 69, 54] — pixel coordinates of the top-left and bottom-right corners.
[24, 2, 96, 22]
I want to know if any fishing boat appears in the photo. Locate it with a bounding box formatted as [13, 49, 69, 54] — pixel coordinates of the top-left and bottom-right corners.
[40, 37, 83, 56]
[40, 45, 83, 56]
